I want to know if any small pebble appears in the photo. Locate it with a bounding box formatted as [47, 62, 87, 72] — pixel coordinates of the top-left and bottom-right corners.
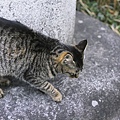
[100, 27, 106, 30]
[78, 20, 83, 24]
[92, 100, 99, 107]
[97, 35, 102, 38]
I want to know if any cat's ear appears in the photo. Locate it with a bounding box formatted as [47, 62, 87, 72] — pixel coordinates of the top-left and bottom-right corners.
[75, 39, 87, 52]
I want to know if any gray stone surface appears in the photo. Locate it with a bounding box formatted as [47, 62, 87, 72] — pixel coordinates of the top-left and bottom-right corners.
[0, 11, 120, 120]
[0, 0, 76, 43]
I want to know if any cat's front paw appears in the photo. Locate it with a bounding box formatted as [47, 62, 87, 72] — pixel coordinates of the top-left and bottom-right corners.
[0, 88, 4, 98]
[51, 89, 62, 102]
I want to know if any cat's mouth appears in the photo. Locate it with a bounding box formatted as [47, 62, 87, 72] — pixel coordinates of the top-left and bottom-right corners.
[66, 72, 79, 78]
[70, 73, 79, 78]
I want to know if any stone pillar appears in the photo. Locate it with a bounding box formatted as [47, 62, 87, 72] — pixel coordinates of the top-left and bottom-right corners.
[0, 0, 76, 43]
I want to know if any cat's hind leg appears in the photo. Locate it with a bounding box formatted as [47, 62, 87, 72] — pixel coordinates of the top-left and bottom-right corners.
[0, 88, 4, 98]
[0, 76, 11, 98]
[0, 77, 11, 86]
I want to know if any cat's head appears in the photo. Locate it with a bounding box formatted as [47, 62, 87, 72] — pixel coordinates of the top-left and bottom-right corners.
[51, 40, 87, 78]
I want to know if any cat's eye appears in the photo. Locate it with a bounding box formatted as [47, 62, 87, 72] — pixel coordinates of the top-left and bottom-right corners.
[63, 59, 67, 64]
[65, 54, 73, 59]
[65, 55, 70, 59]
[62, 54, 73, 65]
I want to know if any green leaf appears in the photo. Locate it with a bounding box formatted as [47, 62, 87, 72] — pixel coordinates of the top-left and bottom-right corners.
[97, 12, 105, 21]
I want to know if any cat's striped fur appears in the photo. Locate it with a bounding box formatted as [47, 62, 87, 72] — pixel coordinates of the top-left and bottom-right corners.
[0, 17, 87, 102]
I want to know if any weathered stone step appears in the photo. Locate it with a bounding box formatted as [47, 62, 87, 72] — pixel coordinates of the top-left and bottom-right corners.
[0, 11, 120, 120]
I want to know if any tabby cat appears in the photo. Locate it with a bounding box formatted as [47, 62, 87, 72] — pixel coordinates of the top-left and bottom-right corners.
[0, 17, 87, 102]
